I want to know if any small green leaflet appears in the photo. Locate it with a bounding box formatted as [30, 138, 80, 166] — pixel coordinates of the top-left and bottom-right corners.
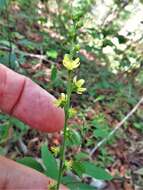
[46, 49, 58, 59]
[41, 144, 59, 180]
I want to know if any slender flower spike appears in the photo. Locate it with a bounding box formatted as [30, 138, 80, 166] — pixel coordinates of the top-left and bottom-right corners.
[73, 76, 86, 94]
[63, 54, 80, 70]
[54, 93, 68, 108]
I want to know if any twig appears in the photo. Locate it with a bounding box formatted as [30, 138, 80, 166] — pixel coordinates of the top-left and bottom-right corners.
[0, 45, 56, 65]
[17, 139, 28, 155]
[89, 97, 143, 157]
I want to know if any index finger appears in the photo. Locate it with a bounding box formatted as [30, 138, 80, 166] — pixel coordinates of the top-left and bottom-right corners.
[0, 64, 64, 132]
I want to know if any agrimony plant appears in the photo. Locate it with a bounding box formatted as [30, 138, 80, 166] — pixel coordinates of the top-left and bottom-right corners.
[48, 4, 112, 189]
[55, 50, 86, 190]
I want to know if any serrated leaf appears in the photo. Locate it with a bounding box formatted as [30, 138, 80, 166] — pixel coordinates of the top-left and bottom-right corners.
[41, 144, 58, 179]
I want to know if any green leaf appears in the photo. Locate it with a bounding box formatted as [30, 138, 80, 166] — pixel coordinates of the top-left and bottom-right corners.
[10, 118, 28, 132]
[0, 40, 17, 49]
[82, 161, 112, 180]
[93, 128, 109, 138]
[66, 129, 81, 147]
[0, 114, 9, 121]
[41, 144, 59, 179]
[67, 182, 96, 190]
[75, 152, 89, 161]
[51, 65, 57, 81]
[17, 157, 44, 172]
[8, 118, 28, 141]
[94, 95, 105, 102]
[91, 120, 100, 128]
[62, 176, 77, 184]
[0, 0, 7, 10]
[9, 52, 19, 70]
[46, 50, 58, 60]
[0, 122, 10, 143]
[18, 39, 37, 51]
[72, 161, 85, 177]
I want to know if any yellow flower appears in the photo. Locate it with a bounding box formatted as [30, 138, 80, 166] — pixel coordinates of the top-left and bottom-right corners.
[54, 93, 67, 107]
[69, 107, 77, 118]
[51, 146, 60, 156]
[73, 76, 86, 94]
[63, 54, 80, 70]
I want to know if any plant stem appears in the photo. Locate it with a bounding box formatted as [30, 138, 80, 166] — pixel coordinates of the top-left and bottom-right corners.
[56, 71, 72, 190]
[5, 0, 12, 67]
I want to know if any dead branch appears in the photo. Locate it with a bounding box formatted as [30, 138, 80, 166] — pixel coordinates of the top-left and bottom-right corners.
[89, 96, 143, 157]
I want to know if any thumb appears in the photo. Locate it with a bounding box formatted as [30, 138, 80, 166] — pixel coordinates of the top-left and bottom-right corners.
[0, 156, 68, 190]
[0, 64, 64, 133]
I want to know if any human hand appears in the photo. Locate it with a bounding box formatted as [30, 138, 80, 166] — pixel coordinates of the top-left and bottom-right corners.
[0, 64, 67, 190]
[0, 156, 67, 190]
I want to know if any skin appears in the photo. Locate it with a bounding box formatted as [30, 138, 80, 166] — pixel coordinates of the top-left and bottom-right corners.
[0, 64, 68, 189]
[0, 64, 65, 132]
[0, 156, 68, 190]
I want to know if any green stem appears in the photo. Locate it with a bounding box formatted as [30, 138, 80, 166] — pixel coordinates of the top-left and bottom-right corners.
[56, 71, 72, 190]
[5, 1, 12, 67]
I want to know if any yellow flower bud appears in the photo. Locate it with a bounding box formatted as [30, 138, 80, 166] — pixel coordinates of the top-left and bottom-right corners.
[51, 146, 60, 156]
[63, 54, 80, 70]
[54, 93, 67, 107]
[76, 87, 87, 94]
[69, 107, 77, 118]
[73, 76, 86, 94]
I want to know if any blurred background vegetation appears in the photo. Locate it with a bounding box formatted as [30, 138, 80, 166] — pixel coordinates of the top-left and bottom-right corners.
[0, 0, 143, 189]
